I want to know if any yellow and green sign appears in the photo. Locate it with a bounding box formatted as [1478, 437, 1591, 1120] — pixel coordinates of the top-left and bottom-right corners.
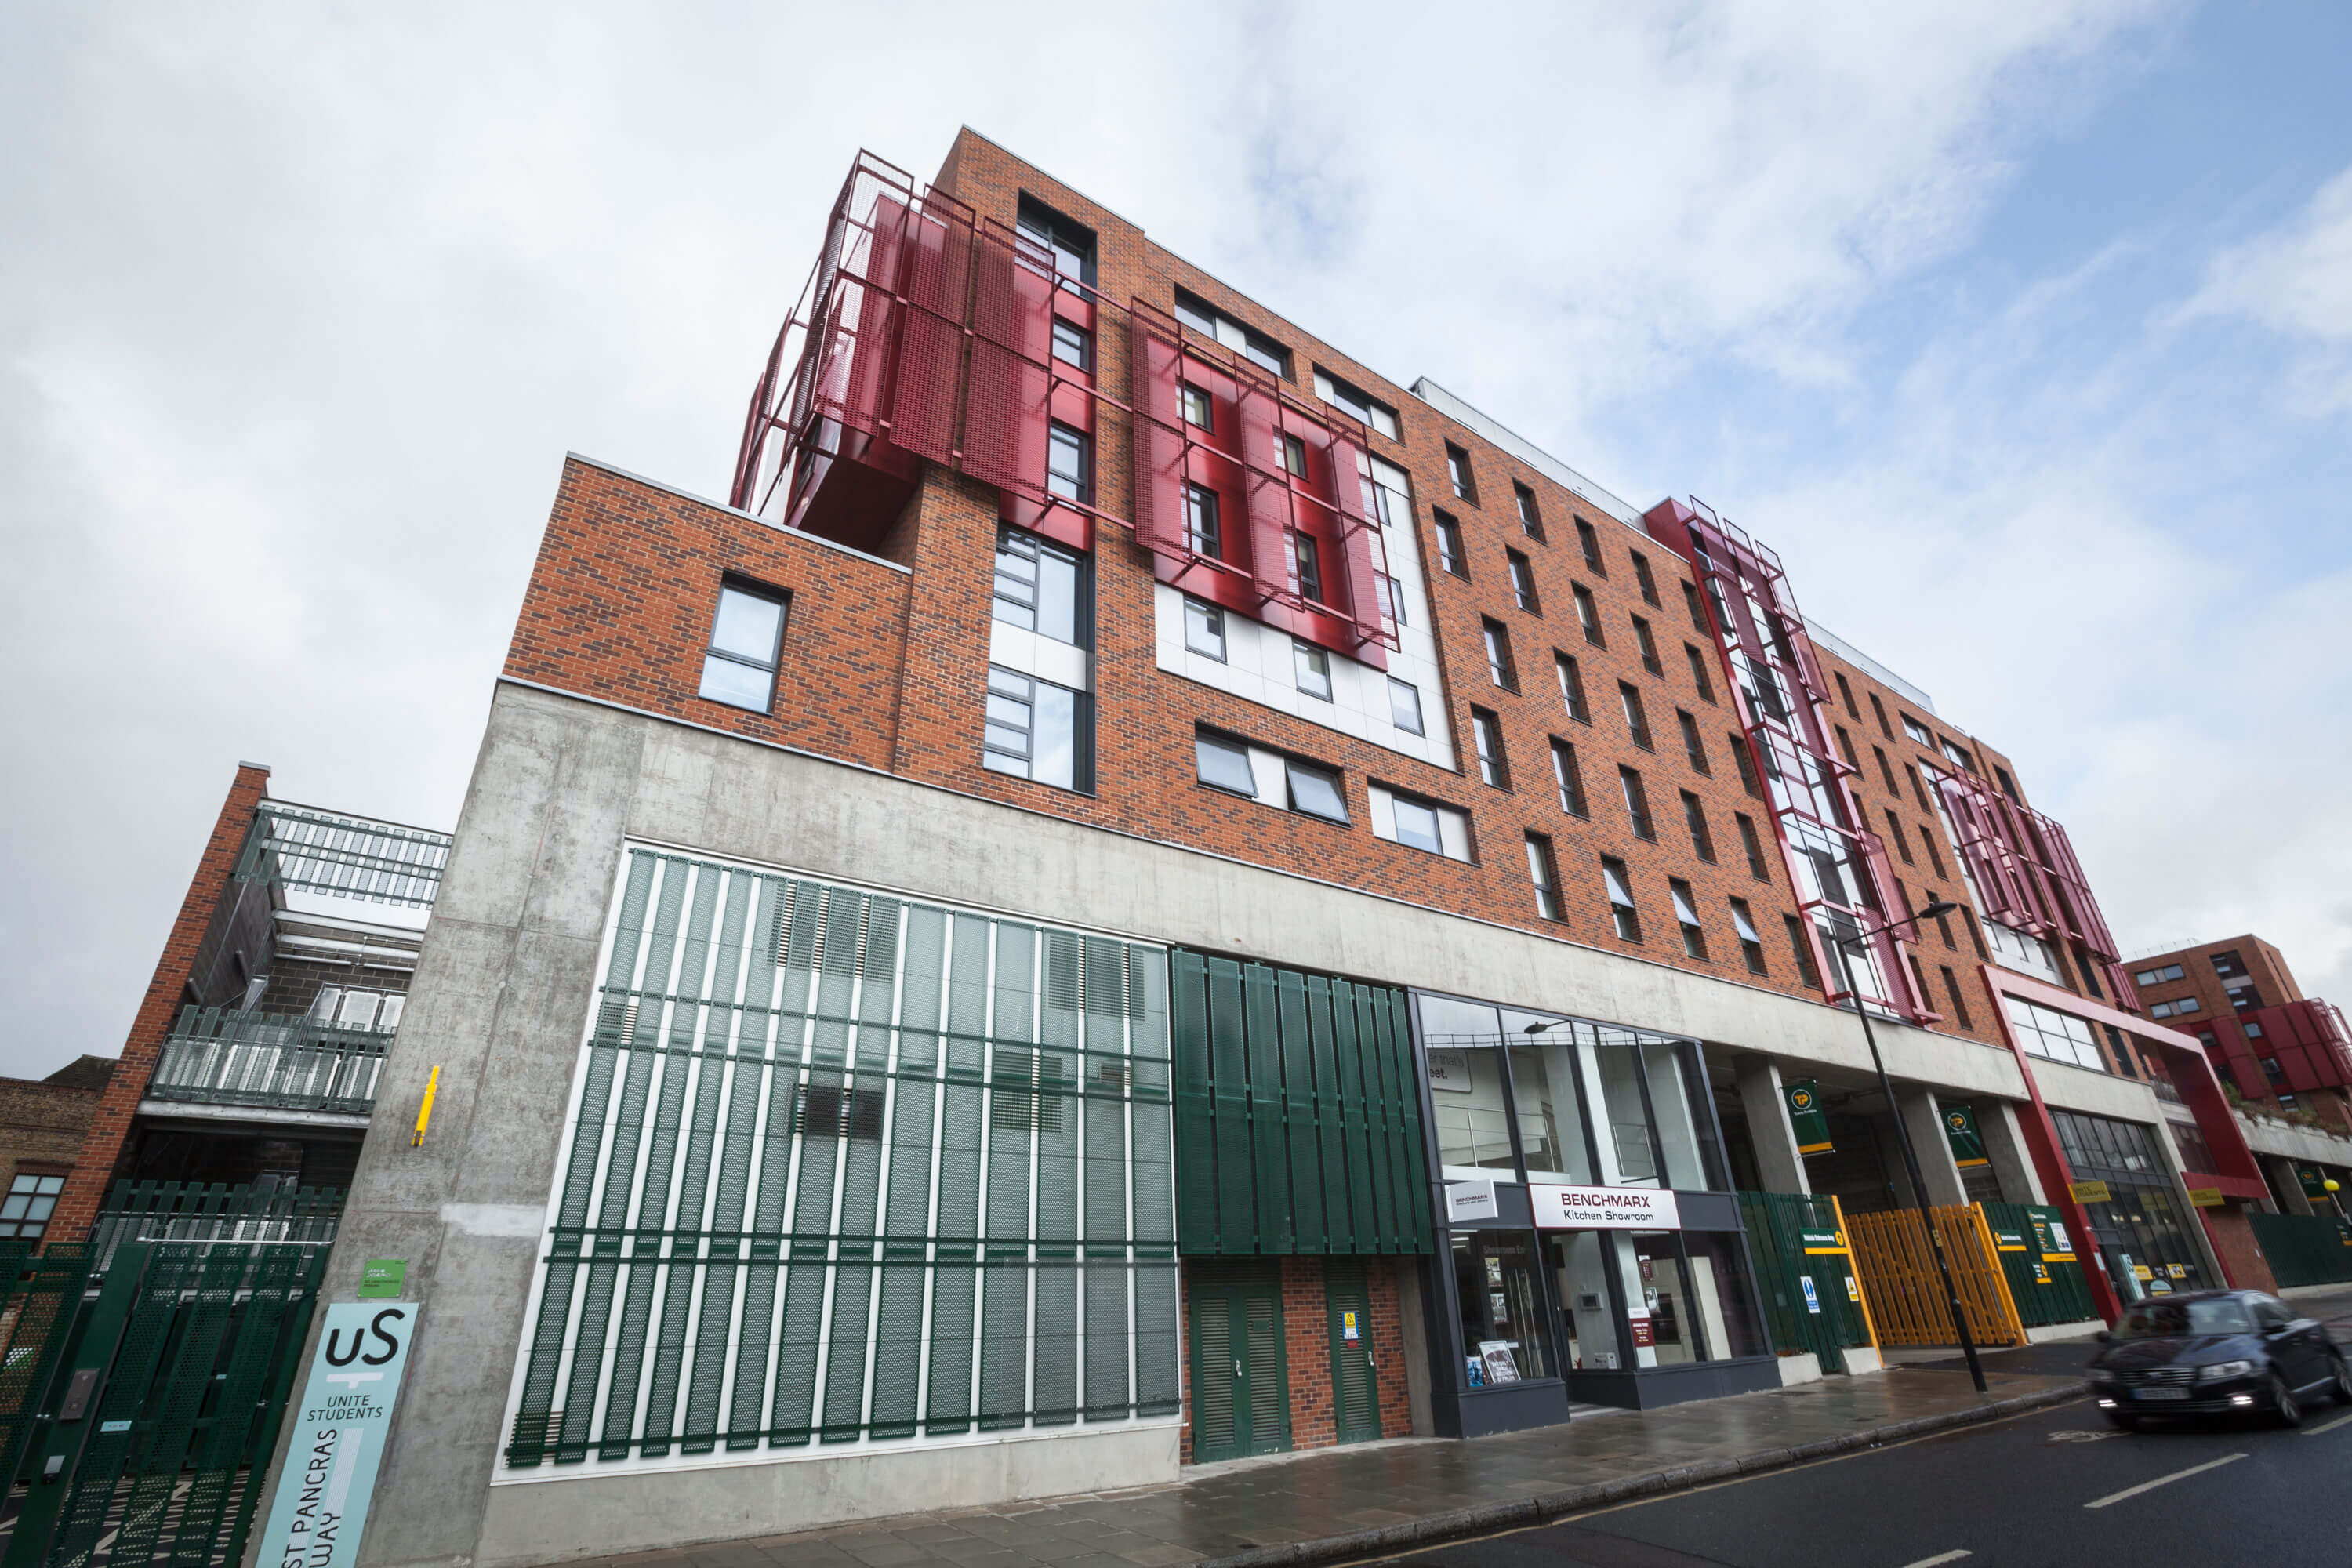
[1944, 1105, 1989, 1168]
[1799, 1227, 1848, 1255]
[1785, 1080, 1832, 1156]
[2069, 1179, 2111, 1205]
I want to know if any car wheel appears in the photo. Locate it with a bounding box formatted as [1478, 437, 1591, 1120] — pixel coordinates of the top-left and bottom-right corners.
[2270, 1373, 2303, 1428]
[2331, 1356, 2352, 1408]
[2103, 1411, 2140, 1432]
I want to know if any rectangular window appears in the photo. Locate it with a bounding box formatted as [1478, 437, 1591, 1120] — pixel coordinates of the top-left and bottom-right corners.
[1472, 707, 1509, 789]
[1573, 584, 1604, 647]
[2210, 949, 2245, 978]
[1902, 713, 1933, 745]
[1554, 652, 1590, 723]
[1682, 580, 1711, 636]
[1669, 879, 1708, 960]
[1186, 483, 1222, 557]
[1434, 511, 1468, 578]
[1940, 967, 1974, 1029]
[1927, 895, 1956, 949]
[1869, 693, 1893, 740]
[1678, 710, 1709, 774]
[1680, 790, 1715, 862]
[1280, 434, 1307, 477]
[1632, 615, 1662, 675]
[1196, 730, 1257, 796]
[1619, 765, 1654, 840]
[1994, 765, 2021, 802]
[1514, 482, 1544, 539]
[1922, 835, 1947, 879]
[1883, 809, 1915, 865]
[1483, 619, 1519, 690]
[2003, 997, 2107, 1073]
[1016, 194, 1098, 284]
[1293, 532, 1325, 603]
[1388, 677, 1426, 735]
[1445, 443, 1477, 502]
[1285, 759, 1349, 822]
[983, 666, 1087, 790]
[1551, 738, 1588, 816]
[1872, 746, 1898, 794]
[1173, 285, 1290, 376]
[1730, 899, 1767, 975]
[698, 580, 787, 712]
[1294, 641, 1333, 701]
[1051, 318, 1091, 370]
[0, 1172, 64, 1240]
[1181, 383, 1213, 430]
[1374, 572, 1406, 628]
[1732, 733, 1764, 798]
[1047, 422, 1091, 503]
[1575, 517, 1604, 573]
[1183, 597, 1226, 660]
[993, 527, 1086, 647]
[1602, 857, 1642, 942]
[1507, 549, 1541, 613]
[1834, 671, 1860, 720]
[1940, 737, 1975, 772]
[1312, 368, 1400, 440]
[1685, 643, 1715, 702]
[1526, 834, 1563, 921]
[1833, 725, 1858, 768]
[1907, 762, 1933, 813]
[1631, 551, 1661, 608]
[1736, 813, 1769, 880]
[1784, 916, 1821, 989]
[1618, 681, 1651, 750]
[1379, 789, 1455, 855]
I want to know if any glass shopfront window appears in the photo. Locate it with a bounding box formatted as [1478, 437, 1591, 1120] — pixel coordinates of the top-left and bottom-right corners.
[2050, 1109, 2212, 1301]
[1421, 996, 1516, 1180]
[1506, 1035, 1595, 1183]
[1453, 1229, 1553, 1385]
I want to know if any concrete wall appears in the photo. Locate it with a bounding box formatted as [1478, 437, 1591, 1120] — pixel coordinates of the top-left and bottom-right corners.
[322, 682, 2190, 1568]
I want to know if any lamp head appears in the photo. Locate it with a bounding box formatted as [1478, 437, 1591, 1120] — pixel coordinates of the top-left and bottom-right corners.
[1918, 898, 1961, 921]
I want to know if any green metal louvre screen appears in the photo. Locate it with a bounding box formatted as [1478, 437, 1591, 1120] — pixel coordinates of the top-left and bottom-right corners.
[1981, 1202, 2098, 1326]
[1171, 951, 1431, 1256]
[2245, 1210, 2352, 1288]
[1733, 1191, 1871, 1374]
[503, 850, 1180, 1470]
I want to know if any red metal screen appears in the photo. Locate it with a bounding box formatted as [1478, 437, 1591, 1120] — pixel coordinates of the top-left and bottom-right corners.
[1933, 769, 2138, 1008]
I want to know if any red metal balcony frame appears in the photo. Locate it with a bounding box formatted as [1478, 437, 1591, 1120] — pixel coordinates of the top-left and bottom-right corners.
[1932, 768, 2138, 1009]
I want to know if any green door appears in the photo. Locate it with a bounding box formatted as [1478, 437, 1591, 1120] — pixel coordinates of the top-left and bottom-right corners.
[1189, 1267, 1289, 1462]
[1324, 1267, 1381, 1445]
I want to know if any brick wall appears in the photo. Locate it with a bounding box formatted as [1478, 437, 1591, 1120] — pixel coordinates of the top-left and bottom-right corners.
[0, 1076, 107, 1205]
[1177, 1255, 1414, 1465]
[2202, 1202, 2278, 1292]
[49, 763, 270, 1242]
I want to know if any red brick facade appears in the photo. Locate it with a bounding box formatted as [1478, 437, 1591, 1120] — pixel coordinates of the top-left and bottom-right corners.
[2129, 935, 2350, 1128]
[49, 763, 270, 1243]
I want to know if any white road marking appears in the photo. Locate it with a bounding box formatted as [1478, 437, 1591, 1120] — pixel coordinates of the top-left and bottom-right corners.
[1898, 1552, 1972, 1567]
[2083, 1451, 2246, 1509]
[2299, 1410, 2352, 1436]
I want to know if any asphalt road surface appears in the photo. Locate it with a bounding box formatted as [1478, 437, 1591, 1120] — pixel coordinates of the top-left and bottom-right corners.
[1377, 1390, 2352, 1567]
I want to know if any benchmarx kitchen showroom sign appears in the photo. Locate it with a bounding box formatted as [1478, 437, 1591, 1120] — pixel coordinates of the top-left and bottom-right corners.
[1530, 1183, 1681, 1230]
[255, 1301, 419, 1568]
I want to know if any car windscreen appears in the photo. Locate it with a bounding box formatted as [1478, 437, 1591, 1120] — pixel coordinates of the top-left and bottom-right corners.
[2113, 1298, 2254, 1339]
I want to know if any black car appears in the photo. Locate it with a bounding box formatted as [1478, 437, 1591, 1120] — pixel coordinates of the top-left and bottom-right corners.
[2089, 1288, 2352, 1428]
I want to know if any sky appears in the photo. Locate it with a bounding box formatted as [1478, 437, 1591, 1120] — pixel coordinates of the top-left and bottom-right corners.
[3, 2, 2349, 1079]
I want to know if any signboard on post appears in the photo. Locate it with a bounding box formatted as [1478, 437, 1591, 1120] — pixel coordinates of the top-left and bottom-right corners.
[1784, 1080, 1833, 1156]
[1944, 1106, 1989, 1168]
[255, 1302, 419, 1568]
[1530, 1184, 1681, 1231]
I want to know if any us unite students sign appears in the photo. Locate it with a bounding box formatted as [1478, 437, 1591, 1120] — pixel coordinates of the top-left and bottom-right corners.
[255, 1303, 419, 1568]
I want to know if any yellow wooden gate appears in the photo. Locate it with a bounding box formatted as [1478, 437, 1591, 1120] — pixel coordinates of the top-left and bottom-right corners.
[1846, 1204, 2027, 1348]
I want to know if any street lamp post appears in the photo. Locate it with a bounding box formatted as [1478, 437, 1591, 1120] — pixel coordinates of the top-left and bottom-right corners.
[1824, 901, 1990, 1396]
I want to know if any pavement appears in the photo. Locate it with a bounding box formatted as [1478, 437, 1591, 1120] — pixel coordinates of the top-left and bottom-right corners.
[537, 1287, 2352, 1568]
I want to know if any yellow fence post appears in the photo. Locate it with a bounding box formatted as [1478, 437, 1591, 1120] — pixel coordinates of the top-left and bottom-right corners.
[1831, 1195, 1879, 1349]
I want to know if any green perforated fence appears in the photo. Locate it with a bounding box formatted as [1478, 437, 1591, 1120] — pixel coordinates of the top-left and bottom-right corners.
[2247, 1210, 2352, 1287]
[1171, 952, 1431, 1257]
[503, 851, 1181, 1470]
[1734, 1192, 1871, 1374]
[1981, 1202, 2099, 1327]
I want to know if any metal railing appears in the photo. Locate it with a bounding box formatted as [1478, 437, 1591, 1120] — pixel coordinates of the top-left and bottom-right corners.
[148, 1004, 389, 1114]
[87, 1180, 344, 1279]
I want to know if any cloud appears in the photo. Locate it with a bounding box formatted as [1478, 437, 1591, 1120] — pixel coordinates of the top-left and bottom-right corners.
[2185, 162, 2352, 412]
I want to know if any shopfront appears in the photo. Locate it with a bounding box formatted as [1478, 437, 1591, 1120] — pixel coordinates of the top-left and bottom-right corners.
[2050, 1109, 2216, 1304]
[1415, 993, 1777, 1429]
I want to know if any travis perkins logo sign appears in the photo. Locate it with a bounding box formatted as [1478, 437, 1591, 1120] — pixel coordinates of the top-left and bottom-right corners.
[255, 1303, 419, 1568]
[1530, 1183, 1682, 1231]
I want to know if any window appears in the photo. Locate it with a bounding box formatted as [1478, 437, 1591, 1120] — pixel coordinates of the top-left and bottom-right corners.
[1047, 422, 1091, 503]
[698, 580, 787, 712]
[1685, 644, 1715, 702]
[2243, 1020, 2265, 1040]
[1051, 318, 1091, 371]
[1483, 619, 1519, 690]
[1940, 737, 1975, 772]
[1275, 434, 1305, 478]
[1507, 549, 1541, 613]
[992, 527, 1086, 647]
[1736, 813, 1770, 880]
[1675, 710, 1710, 775]
[1294, 640, 1333, 701]
[1883, 809, 1915, 865]
[1669, 880, 1708, 960]
[1285, 759, 1349, 822]
[1016, 194, 1097, 285]
[1172, 286, 1289, 376]
[1904, 763, 1931, 813]
[1631, 551, 1661, 607]
[2005, 997, 2107, 1072]
[1472, 707, 1510, 788]
[1834, 671, 1860, 720]
[1730, 900, 1767, 975]
[1180, 382, 1213, 429]
[1388, 677, 1425, 735]
[1196, 731, 1258, 795]
[1374, 572, 1406, 629]
[1434, 511, 1467, 578]
[1554, 652, 1590, 723]
[2227, 983, 2259, 1011]
[1527, 834, 1563, 920]
[1833, 725, 1858, 768]
[1445, 443, 1477, 502]
[1294, 532, 1326, 603]
[1682, 580, 1711, 635]
[1901, 713, 1933, 745]
[2210, 950, 2246, 978]
[1575, 517, 1603, 572]
[1573, 584, 1604, 647]
[1551, 738, 1588, 816]
[1922, 835, 1947, 879]
[1784, 916, 1821, 989]
[1619, 766, 1654, 840]
[2133, 964, 2187, 986]
[1927, 894, 1956, 948]
[983, 666, 1087, 790]
[1385, 792, 1446, 854]
[1312, 368, 1399, 440]
[1869, 693, 1893, 739]
[1907, 953, 1934, 1014]
[1183, 597, 1226, 660]
[1962, 903, 1989, 961]
[1602, 858, 1642, 941]
[1731, 733, 1764, 798]
[1513, 482, 1544, 539]
[1632, 615, 1662, 675]
[1940, 967, 1974, 1029]
[1618, 682, 1651, 749]
[0, 1173, 64, 1240]
[1994, 765, 2021, 802]
[1186, 482, 1222, 557]
[1871, 746, 1897, 794]
[1680, 791, 1715, 862]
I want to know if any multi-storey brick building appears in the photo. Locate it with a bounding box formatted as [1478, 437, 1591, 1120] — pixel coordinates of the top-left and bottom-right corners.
[321, 133, 2317, 1566]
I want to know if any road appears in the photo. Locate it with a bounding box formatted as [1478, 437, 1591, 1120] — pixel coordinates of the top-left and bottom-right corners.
[1379, 1330, 2352, 1566]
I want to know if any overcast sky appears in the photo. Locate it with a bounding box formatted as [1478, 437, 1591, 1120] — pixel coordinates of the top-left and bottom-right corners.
[5, 2, 2349, 1080]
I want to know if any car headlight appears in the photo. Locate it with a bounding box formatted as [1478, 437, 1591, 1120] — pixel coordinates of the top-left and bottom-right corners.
[2197, 1359, 2256, 1382]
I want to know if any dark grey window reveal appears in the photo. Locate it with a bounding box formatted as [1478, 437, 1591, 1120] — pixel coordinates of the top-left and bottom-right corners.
[1015, 194, 1098, 285]
[1388, 677, 1425, 735]
[1730, 899, 1767, 975]
[1285, 760, 1349, 823]
[1281, 434, 1308, 478]
[1555, 652, 1590, 723]
[1186, 483, 1222, 558]
[1484, 619, 1518, 691]
[1472, 707, 1509, 789]
[1679, 710, 1710, 773]
[1184, 597, 1227, 661]
[1527, 834, 1563, 921]
[1620, 765, 1654, 839]
[1508, 549, 1540, 613]
[1294, 641, 1333, 702]
[1632, 550, 1661, 607]
[1047, 423, 1091, 503]
[1602, 856, 1642, 942]
[1314, 368, 1401, 440]
[992, 527, 1087, 648]
[1435, 511, 1468, 578]
[1670, 879, 1708, 960]
[1294, 533, 1326, 603]
[1514, 482, 1544, 539]
[1619, 681, 1652, 750]
[1181, 383, 1214, 430]
[1685, 643, 1715, 702]
[982, 666, 1088, 791]
[1172, 286, 1290, 377]
[1051, 318, 1091, 371]
[1576, 517, 1604, 573]
[1195, 731, 1258, 797]
[1633, 615, 1663, 676]
[1551, 738, 1587, 817]
[1681, 790, 1715, 862]
[698, 580, 788, 712]
[1445, 443, 1477, 502]
[1574, 584, 1604, 647]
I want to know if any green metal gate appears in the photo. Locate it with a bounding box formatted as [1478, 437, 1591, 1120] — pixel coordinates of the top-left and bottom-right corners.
[1981, 1203, 2097, 1327]
[1186, 1263, 1287, 1463]
[2246, 1211, 2352, 1287]
[1735, 1192, 1875, 1374]
[1322, 1265, 1380, 1446]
